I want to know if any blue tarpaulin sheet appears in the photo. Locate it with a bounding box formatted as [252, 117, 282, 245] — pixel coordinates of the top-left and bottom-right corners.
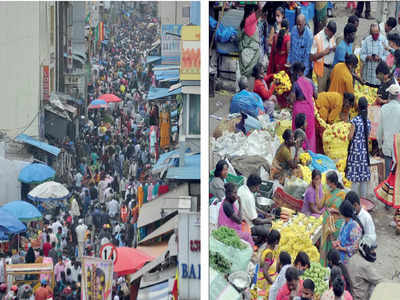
[15, 134, 61, 156]
[166, 154, 200, 180]
[147, 87, 182, 100]
[146, 56, 162, 64]
[152, 150, 179, 173]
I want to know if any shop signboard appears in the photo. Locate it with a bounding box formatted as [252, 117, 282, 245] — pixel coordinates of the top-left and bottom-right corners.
[180, 26, 200, 81]
[178, 212, 201, 299]
[42, 66, 50, 101]
[161, 24, 182, 65]
[81, 256, 113, 300]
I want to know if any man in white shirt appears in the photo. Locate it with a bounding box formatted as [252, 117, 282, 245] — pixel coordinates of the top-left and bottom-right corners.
[310, 21, 337, 92]
[74, 171, 83, 189]
[51, 219, 62, 235]
[269, 252, 292, 300]
[377, 83, 400, 178]
[75, 219, 88, 258]
[346, 191, 376, 244]
[107, 198, 120, 219]
[237, 174, 272, 246]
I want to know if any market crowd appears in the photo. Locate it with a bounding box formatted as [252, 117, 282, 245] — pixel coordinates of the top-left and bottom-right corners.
[211, 2, 400, 300]
[0, 9, 169, 300]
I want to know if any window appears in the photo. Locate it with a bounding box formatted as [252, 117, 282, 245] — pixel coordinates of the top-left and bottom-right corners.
[182, 6, 190, 18]
[187, 94, 200, 136]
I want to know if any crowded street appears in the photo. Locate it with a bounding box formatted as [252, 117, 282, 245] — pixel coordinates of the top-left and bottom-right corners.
[209, 2, 400, 300]
[0, 1, 200, 299]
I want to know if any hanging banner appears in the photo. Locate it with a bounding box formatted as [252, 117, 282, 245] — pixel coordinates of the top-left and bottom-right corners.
[81, 256, 113, 300]
[161, 24, 182, 65]
[42, 66, 50, 101]
[180, 26, 200, 81]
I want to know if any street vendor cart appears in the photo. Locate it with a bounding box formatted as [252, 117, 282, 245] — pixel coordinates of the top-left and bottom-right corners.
[5, 262, 54, 291]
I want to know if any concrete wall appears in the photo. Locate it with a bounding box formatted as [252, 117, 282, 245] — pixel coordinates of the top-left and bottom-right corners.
[158, 1, 191, 26]
[0, 2, 54, 138]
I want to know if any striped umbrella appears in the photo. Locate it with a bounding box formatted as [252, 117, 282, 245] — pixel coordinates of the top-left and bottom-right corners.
[88, 99, 108, 110]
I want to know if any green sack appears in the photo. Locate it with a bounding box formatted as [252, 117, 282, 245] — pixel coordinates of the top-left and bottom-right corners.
[209, 236, 253, 273]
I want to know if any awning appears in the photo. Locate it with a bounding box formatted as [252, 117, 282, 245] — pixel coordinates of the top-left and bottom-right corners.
[44, 105, 71, 121]
[166, 154, 200, 180]
[147, 87, 182, 101]
[182, 85, 200, 95]
[137, 184, 189, 228]
[139, 215, 178, 244]
[72, 54, 85, 64]
[129, 249, 168, 284]
[146, 56, 162, 65]
[15, 134, 61, 157]
[137, 242, 169, 258]
[152, 65, 180, 71]
[152, 150, 179, 174]
[137, 280, 169, 300]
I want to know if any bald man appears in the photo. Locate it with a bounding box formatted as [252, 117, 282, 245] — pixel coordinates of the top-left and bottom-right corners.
[360, 23, 389, 87]
[288, 14, 314, 77]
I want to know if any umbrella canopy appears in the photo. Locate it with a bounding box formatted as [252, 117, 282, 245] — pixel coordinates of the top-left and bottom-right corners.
[18, 163, 55, 184]
[1, 201, 42, 222]
[98, 93, 121, 103]
[114, 247, 154, 276]
[0, 210, 26, 234]
[28, 181, 70, 201]
[88, 99, 108, 110]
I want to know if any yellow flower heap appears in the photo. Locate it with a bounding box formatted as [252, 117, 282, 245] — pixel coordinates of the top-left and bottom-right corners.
[274, 71, 292, 95]
[351, 81, 377, 118]
[314, 104, 352, 188]
[272, 213, 322, 263]
[299, 153, 312, 184]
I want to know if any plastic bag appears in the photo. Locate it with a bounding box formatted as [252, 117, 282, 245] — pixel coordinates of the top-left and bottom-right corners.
[209, 235, 253, 273]
[283, 176, 308, 199]
[309, 151, 337, 173]
[210, 198, 222, 225]
[210, 268, 241, 300]
[229, 90, 265, 118]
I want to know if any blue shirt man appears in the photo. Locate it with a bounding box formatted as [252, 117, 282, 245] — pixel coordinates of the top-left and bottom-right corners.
[288, 14, 313, 76]
[333, 23, 357, 66]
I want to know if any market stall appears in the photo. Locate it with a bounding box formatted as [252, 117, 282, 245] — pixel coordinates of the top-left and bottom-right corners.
[5, 262, 54, 291]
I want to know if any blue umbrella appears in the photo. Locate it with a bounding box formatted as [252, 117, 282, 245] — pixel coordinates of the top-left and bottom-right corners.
[0, 210, 26, 234]
[88, 99, 108, 110]
[1, 201, 42, 222]
[18, 163, 56, 184]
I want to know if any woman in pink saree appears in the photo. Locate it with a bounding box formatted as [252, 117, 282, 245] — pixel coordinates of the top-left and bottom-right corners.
[289, 62, 317, 153]
[218, 183, 255, 247]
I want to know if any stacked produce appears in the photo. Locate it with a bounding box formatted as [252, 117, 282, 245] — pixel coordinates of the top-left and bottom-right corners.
[210, 251, 232, 274]
[211, 226, 247, 250]
[299, 164, 312, 184]
[301, 262, 330, 296]
[299, 152, 312, 166]
[273, 71, 292, 95]
[272, 213, 322, 263]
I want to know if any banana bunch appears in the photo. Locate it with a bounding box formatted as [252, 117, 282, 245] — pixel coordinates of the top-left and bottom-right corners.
[272, 214, 322, 263]
[273, 71, 292, 95]
[322, 121, 351, 161]
[299, 152, 312, 166]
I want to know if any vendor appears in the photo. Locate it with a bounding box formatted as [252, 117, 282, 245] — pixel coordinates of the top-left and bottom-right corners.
[253, 63, 277, 117]
[217, 183, 254, 246]
[271, 129, 301, 184]
[375, 61, 397, 106]
[237, 174, 272, 246]
[302, 169, 325, 217]
[209, 160, 228, 201]
[315, 92, 355, 125]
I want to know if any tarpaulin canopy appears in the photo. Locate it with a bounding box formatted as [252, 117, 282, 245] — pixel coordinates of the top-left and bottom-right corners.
[98, 93, 121, 103]
[0, 210, 26, 234]
[18, 163, 55, 184]
[166, 154, 200, 180]
[1, 201, 42, 222]
[154, 69, 180, 82]
[15, 134, 60, 157]
[147, 87, 181, 101]
[114, 247, 154, 276]
[152, 150, 179, 174]
[28, 181, 70, 202]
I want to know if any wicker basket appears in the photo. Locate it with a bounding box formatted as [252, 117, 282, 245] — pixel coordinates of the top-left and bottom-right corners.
[273, 187, 303, 211]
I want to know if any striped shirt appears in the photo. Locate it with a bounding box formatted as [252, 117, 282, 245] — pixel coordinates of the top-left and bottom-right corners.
[360, 35, 389, 85]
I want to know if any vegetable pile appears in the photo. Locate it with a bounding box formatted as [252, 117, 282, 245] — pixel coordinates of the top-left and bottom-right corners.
[211, 226, 247, 250]
[209, 251, 232, 274]
[301, 262, 330, 296]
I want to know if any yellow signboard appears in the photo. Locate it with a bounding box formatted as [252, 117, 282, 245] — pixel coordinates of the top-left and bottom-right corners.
[180, 26, 200, 81]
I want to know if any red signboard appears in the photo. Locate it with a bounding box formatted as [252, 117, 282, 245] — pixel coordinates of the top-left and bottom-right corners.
[43, 66, 49, 101]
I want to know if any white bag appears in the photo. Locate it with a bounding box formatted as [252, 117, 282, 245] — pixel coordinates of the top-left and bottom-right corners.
[209, 199, 222, 225]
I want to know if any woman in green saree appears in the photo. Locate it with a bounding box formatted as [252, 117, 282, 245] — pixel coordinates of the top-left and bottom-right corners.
[238, 4, 266, 77]
[319, 171, 346, 266]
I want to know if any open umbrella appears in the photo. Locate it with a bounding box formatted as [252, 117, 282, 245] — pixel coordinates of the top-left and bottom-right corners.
[113, 247, 154, 276]
[1, 201, 42, 222]
[98, 93, 121, 103]
[28, 181, 70, 201]
[88, 99, 108, 110]
[18, 163, 55, 184]
[0, 210, 26, 234]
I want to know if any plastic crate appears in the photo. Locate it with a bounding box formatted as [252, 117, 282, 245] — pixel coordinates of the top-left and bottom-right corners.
[259, 180, 274, 199]
[210, 171, 245, 187]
